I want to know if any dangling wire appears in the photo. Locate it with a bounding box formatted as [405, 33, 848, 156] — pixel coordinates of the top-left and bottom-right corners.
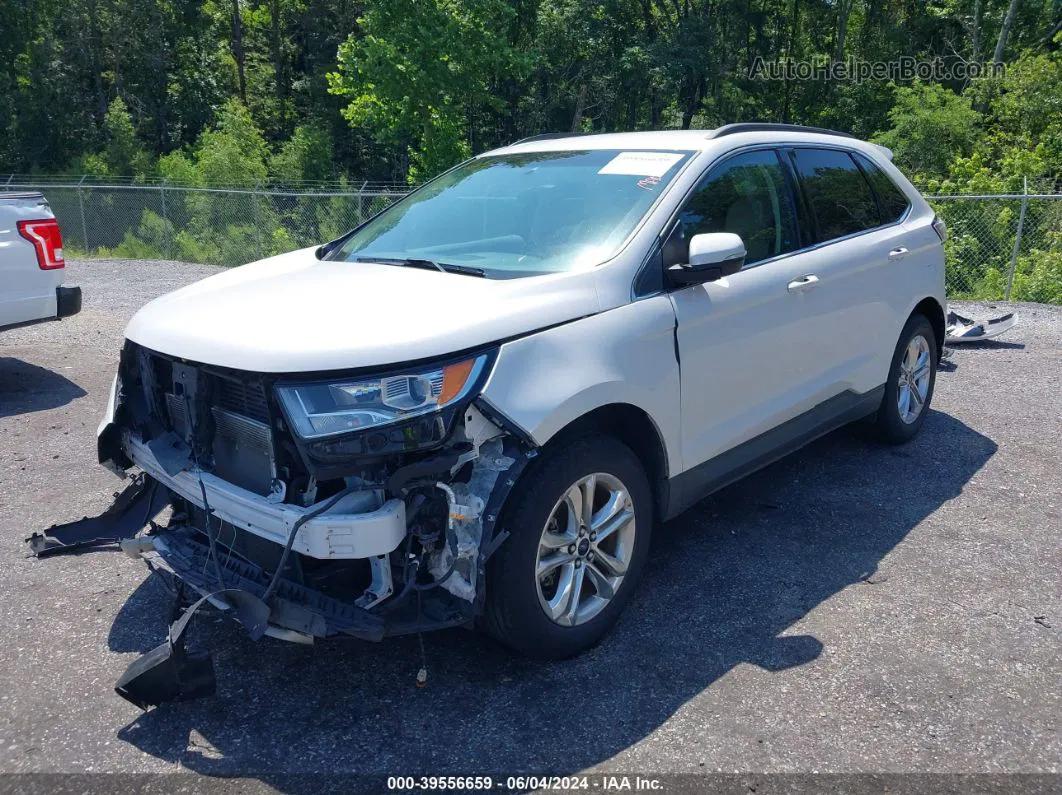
[260, 481, 373, 603]
[185, 395, 226, 590]
[415, 588, 428, 688]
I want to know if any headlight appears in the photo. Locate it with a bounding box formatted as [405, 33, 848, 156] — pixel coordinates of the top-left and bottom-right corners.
[276, 353, 491, 459]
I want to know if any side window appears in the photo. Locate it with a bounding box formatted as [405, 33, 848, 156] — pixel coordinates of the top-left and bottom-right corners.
[791, 148, 880, 242]
[853, 152, 911, 224]
[663, 149, 799, 267]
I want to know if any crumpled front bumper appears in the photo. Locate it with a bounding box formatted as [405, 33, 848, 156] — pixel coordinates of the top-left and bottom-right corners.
[26, 473, 390, 709]
[75, 374, 526, 708]
[110, 519, 390, 709]
[96, 371, 408, 563]
[135, 524, 386, 643]
[123, 431, 407, 561]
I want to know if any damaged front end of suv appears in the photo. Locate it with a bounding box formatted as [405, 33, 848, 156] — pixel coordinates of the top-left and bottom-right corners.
[33, 339, 533, 708]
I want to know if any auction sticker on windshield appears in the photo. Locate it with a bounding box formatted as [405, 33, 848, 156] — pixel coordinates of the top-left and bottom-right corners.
[598, 151, 685, 177]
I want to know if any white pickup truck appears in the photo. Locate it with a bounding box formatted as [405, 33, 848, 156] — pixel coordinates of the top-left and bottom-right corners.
[0, 192, 81, 332]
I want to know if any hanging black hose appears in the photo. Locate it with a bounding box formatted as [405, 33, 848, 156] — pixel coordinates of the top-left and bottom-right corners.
[260, 481, 374, 604]
[185, 396, 226, 591]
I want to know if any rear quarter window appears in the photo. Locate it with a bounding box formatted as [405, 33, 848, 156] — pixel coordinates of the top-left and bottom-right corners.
[791, 148, 880, 242]
[854, 152, 911, 224]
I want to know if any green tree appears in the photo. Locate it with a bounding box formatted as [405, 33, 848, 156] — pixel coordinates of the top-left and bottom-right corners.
[269, 124, 334, 184]
[328, 0, 530, 181]
[100, 97, 153, 177]
[194, 98, 270, 185]
[873, 82, 982, 180]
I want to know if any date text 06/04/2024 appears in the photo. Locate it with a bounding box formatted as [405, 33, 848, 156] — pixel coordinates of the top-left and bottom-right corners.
[386, 775, 665, 791]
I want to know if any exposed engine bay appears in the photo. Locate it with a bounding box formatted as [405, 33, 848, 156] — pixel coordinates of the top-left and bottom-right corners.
[29, 341, 533, 708]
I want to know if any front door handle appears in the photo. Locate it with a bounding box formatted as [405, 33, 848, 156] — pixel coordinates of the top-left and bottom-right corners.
[787, 274, 820, 293]
[888, 247, 909, 261]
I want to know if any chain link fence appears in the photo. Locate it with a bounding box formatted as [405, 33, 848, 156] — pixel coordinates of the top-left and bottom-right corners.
[928, 187, 1062, 304]
[3, 176, 1061, 304]
[2, 177, 407, 269]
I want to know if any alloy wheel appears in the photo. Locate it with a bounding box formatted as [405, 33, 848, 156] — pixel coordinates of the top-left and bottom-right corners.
[897, 333, 932, 424]
[535, 472, 636, 627]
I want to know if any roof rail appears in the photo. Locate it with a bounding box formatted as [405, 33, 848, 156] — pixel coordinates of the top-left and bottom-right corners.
[510, 132, 594, 145]
[707, 123, 855, 140]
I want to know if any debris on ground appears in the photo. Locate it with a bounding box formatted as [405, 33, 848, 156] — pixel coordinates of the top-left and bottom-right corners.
[945, 308, 1017, 344]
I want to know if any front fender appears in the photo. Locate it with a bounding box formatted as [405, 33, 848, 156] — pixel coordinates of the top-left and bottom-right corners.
[480, 296, 682, 476]
[97, 374, 119, 438]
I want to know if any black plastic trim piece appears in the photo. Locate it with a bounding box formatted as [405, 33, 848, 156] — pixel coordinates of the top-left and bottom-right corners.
[151, 524, 387, 640]
[664, 386, 885, 520]
[707, 123, 855, 140]
[25, 473, 165, 557]
[115, 590, 223, 709]
[474, 396, 538, 449]
[56, 285, 82, 318]
[510, 132, 595, 145]
[471, 438, 537, 616]
[385, 444, 470, 496]
[778, 147, 817, 249]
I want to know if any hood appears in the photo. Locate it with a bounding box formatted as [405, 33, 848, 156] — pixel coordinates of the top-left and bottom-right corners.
[124, 247, 601, 372]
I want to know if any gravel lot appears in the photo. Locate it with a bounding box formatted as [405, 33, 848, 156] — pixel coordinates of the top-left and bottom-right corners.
[0, 259, 1059, 784]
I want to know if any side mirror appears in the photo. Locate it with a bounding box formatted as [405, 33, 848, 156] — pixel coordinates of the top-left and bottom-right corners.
[666, 232, 746, 286]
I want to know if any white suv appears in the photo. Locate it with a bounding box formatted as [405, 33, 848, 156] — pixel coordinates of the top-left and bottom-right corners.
[67, 125, 946, 703]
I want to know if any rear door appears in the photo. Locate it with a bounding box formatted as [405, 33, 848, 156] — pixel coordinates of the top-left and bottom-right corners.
[0, 194, 62, 328]
[851, 151, 920, 373]
[667, 148, 819, 469]
[785, 147, 907, 395]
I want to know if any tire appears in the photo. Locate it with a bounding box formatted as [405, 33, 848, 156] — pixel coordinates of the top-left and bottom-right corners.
[873, 313, 938, 444]
[483, 434, 653, 660]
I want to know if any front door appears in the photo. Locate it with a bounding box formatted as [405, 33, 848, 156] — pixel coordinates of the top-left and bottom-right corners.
[666, 148, 824, 471]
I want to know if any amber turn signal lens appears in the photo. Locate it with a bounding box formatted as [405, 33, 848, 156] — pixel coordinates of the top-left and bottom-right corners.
[439, 359, 476, 404]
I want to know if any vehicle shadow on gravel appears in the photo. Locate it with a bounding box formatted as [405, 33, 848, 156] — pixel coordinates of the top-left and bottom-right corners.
[0, 356, 87, 418]
[111, 409, 996, 783]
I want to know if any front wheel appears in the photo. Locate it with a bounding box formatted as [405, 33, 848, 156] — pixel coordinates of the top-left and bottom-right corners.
[873, 314, 938, 444]
[483, 435, 653, 659]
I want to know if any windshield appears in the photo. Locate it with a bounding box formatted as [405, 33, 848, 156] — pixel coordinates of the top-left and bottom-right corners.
[331, 149, 692, 277]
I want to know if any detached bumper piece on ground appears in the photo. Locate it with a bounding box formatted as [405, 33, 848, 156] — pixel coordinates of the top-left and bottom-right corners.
[945, 308, 1017, 344]
[114, 590, 265, 709]
[26, 473, 167, 557]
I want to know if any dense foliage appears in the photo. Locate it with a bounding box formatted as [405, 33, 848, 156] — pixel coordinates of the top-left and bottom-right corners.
[2, 0, 1061, 300]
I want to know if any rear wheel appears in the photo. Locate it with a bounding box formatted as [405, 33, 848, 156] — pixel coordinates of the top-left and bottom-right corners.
[874, 314, 937, 443]
[483, 435, 652, 659]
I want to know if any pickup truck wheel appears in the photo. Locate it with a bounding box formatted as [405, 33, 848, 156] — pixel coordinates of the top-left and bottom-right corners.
[483, 435, 652, 659]
[874, 314, 937, 444]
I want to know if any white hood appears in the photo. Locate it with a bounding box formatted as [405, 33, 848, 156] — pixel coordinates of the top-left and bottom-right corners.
[124, 247, 601, 372]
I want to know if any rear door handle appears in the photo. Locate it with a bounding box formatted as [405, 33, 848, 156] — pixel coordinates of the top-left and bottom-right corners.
[888, 247, 909, 261]
[787, 274, 820, 293]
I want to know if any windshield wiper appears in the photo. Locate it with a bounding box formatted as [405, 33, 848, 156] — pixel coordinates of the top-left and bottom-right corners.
[437, 262, 487, 278]
[352, 256, 487, 278]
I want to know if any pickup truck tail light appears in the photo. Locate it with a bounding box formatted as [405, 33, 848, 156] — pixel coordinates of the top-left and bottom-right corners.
[17, 218, 65, 270]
